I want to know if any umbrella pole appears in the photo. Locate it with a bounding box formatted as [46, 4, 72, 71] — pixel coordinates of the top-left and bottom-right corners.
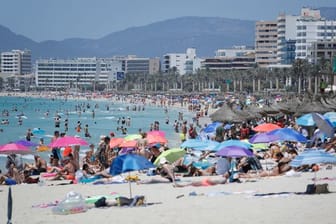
[7, 186, 12, 224]
[128, 172, 132, 198]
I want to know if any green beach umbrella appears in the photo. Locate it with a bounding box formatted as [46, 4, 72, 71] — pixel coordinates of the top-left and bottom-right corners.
[154, 148, 186, 166]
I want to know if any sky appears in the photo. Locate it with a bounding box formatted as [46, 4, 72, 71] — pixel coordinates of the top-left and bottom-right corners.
[0, 0, 335, 42]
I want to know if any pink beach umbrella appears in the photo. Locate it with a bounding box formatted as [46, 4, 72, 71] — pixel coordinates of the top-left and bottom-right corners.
[146, 135, 168, 145]
[147, 130, 166, 137]
[49, 136, 88, 148]
[0, 143, 33, 155]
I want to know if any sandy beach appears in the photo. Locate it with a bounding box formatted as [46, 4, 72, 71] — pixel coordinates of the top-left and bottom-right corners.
[0, 168, 335, 224]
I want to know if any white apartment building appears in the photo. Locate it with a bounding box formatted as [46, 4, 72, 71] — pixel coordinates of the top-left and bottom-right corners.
[277, 14, 298, 64]
[0, 49, 31, 75]
[162, 48, 200, 75]
[295, 8, 336, 61]
[201, 46, 255, 70]
[35, 58, 122, 89]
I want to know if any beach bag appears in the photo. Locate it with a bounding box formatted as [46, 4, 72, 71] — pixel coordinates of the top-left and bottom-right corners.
[315, 184, 329, 194]
[305, 184, 316, 194]
[94, 197, 107, 208]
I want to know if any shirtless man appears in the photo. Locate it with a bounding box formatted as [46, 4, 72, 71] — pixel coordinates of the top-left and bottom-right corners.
[25, 155, 47, 175]
[51, 157, 76, 181]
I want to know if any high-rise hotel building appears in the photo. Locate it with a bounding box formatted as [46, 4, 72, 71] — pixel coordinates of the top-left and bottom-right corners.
[0, 49, 31, 75]
[255, 21, 278, 67]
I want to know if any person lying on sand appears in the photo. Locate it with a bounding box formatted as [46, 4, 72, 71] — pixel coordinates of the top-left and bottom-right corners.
[137, 157, 177, 186]
[175, 173, 229, 187]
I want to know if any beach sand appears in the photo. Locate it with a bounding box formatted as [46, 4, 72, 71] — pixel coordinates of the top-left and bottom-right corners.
[0, 168, 335, 224]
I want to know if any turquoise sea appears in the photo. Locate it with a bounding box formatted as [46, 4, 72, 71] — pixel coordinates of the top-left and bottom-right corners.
[0, 96, 192, 172]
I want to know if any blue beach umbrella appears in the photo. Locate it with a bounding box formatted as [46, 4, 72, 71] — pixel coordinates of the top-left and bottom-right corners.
[110, 154, 155, 198]
[290, 150, 336, 168]
[180, 139, 219, 151]
[324, 112, 336, 127]
[192, 140, 220, 151]
[290, 149, 336, 184]
[312, 112, 335, 138]
[267, 128, 307, 143]
[203, 122, 223, 133]
[296, 113, 316, 126]
[110, 154, 155, 176]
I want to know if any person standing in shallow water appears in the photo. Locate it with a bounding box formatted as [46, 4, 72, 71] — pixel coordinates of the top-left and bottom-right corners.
[51, 131, 61, 166]
[26, 128, 33, 141]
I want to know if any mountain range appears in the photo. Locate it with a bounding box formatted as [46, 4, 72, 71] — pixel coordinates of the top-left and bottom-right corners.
[0, 7, 335, 60]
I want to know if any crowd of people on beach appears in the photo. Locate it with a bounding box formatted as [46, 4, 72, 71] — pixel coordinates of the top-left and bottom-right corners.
[0, 92, 335, 189]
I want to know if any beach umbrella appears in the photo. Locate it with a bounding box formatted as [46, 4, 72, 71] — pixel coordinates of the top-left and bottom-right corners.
[203, 122, 223, 133]
[252, 123, 281, 132]
[224, 124, 232, 130]
[49, 136, 88, 148]
[32, 128, 46, 135]
[324, 112, 336, 127]
[110, 154, 155, 197]
[312, 112, 335, 138]
[180, 139, 219, 151]
[249, 132, 278, 143]
[296, 113, 316, 126]
[7, 186, 13, 224]
[147, 130, 165, 137]
[109, 138, 124, 148]
[290, 150, 336, 168]
[124, 134, 142, 141]
[214, 139, 251, 151]
[191, 140, 220, 151]
[215, 146, 253, 158]
[267, 128, 307, 143]
[0, 143, 33, 155]
[153, 148, 186, 166]
[15, 139, 38, 147]
[146, 135, 168, 145]
[290, 150, 336, 184]
[119, 140, 138, 148]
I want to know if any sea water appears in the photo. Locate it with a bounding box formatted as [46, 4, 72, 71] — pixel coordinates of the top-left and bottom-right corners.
[0, 96, 192, 171]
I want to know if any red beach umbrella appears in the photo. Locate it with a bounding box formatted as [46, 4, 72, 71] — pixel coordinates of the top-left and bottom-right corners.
[253, 123, 281, 132]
